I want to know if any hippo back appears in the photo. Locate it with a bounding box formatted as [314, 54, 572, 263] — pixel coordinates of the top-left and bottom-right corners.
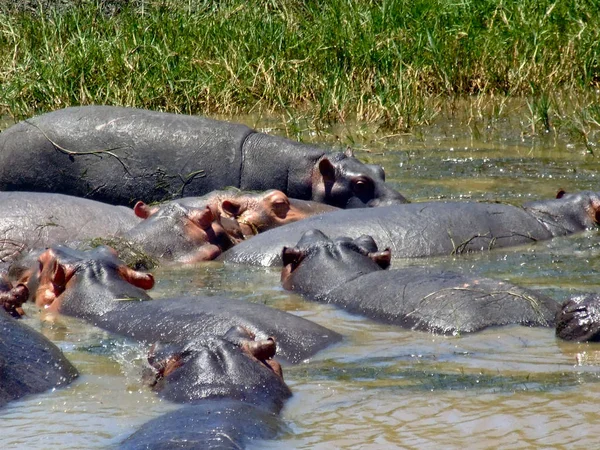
[219, 201, 552, 266]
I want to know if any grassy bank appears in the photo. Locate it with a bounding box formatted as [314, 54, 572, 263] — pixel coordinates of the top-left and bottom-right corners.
[0, 0, 599, 143]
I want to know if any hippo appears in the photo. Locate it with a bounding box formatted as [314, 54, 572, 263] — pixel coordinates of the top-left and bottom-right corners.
[220, 190, 600, 266]
[123, 190, 339, 264]
[133, 189, 340, 238]
[280, 230, 559, 334]
[0, 292, 78, 407]
[119, 399, 287, 450]
[0, 105, 408, 207]
[143, 326, 290, 410]
[556, 294, 600, 341]
[19, 245, 341, 363]
[122, 203, 237, 264]
[119, 328, 290, 449]
[0, 191, 140, 263]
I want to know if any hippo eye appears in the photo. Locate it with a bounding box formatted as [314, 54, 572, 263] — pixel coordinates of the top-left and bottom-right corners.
[352, 177, 374, 195]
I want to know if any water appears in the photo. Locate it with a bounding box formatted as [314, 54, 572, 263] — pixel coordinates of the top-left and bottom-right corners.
[3, 116, 600, 448]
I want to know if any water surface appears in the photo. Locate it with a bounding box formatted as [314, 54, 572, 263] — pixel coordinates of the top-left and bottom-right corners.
[3, 116, 600, 448]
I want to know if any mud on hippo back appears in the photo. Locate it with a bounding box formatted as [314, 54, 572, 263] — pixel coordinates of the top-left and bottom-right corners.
[0, 106, 407, 207]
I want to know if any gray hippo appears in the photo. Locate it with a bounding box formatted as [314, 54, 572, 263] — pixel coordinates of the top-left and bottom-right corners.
[220, 190, 600, 266]
[280, 230, 559, 334]
[119, 399, 286, 450]
[19, 245, 341, 363]
[0, 106, 407, 207]
[120, 327, 291, 449]
[0, 191, 140, 263]
[0, 283, 78, 407]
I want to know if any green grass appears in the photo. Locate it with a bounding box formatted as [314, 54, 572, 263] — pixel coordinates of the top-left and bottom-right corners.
[0, 0, 599, 136]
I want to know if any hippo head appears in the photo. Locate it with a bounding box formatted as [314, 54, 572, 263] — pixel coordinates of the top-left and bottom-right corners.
[556, 294, 600, 342]
[524, 190, 600, 236]
[281, 229, 391, 296]
[125, 203, 235, 263]
[220, 190, 338, 237]
[144, 326, 291, 412]
[312, 150, 408, 208]
[22, 245, 154, 316]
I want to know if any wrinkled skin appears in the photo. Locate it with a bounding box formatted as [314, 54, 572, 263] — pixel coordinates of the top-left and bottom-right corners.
[134, 189, 340, 239]
[119, 399, 287, 450]
[19, 246, 341, 363]
[556, 294, 600, 341]
[281, 230, 559, 334]
[123, 203, 236, 263]
[0, 106, 407, 207]
[0, 192, 140, 263]
[220, 190, 600, 266]
[0, 307, 78, 408]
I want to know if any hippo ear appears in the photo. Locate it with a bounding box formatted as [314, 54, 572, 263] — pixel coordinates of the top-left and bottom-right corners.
[133, 201, 158, 219]
[353, 235, 379, 254]
[556, 189, 567, 199]
[318, 157, 337, 183]
[281, 247, 304, 268]
[266, 191, 291, 218]
[590, 199, 600, 224]
[345, 147, 354, 158]
[188, 206, 215, 230]
[368, 249, 392, 269]
[117, 265, 155, 290]
[221, 199, 244, 218]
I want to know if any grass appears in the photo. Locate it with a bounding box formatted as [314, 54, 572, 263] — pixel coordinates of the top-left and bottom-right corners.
[0, 0, 599, 140]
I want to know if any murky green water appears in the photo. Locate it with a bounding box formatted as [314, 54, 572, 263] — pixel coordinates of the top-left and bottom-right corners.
[3, 117, 600, 448]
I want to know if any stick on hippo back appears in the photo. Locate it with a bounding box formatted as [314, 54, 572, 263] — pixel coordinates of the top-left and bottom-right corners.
[0, 106, 407, 207]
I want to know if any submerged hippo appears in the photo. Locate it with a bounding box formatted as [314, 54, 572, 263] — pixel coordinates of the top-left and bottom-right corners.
[556, 294, 600, 342]
[134, 189, 339, 237]
[220, 190, 600, 266]
[143, 326, 290, 410]
[0, 191, 140, 263]
[281, 230, 559, 334]
[0, 298, 78, 407]
[0, 106, 407, 207]
[124, 190, 339, 263]
[120, 399, 287, 450]
[19, 246, 341, 363]
[122, 203, 237, 264]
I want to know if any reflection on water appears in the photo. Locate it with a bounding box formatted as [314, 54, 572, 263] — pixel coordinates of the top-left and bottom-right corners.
[3, 120, 600, 448]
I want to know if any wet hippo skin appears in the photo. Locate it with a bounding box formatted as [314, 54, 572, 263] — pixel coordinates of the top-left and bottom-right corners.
[123, 189, 340, 264]
[0, 308, 78, 407]
[220, 190, 600, 266]
[556, 294, 600, 342]
[0, 106, 407, 207]
[281, 230, 559, 335]
[20, 245, 341, 363]
[119, 399, 287, 450]
[0, 191, 140, 263]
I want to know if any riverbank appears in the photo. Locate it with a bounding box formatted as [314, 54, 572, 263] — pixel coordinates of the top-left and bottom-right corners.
[0, 0, 598, 149]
